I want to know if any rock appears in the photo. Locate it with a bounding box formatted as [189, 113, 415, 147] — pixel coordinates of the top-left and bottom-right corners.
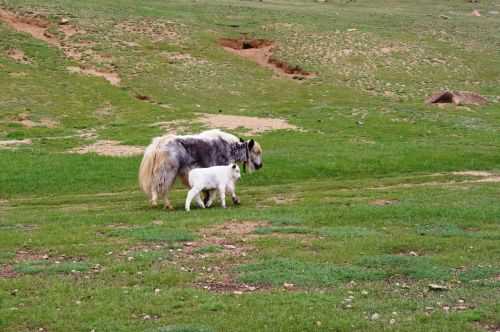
[428, 283, 448, 291]
[370, 313, 380, 321]
[389, 319, 396, 325]
[283, 282, 295, 290]
[60, 17, 69, 25]
[471, 9, 481, 16]
[439, 15, 449, 19]
[409, 251, 418, 256]
[426, 90, 488, 106]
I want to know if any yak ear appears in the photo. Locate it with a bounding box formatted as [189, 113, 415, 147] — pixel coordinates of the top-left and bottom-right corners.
[239, 137, 245, 143]
[248, 139, 255, 149]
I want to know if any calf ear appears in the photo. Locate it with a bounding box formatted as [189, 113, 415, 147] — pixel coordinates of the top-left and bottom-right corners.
[239, 137, 245, 143]
[248, 139, 255, 150]
[232, 164, 237, 169]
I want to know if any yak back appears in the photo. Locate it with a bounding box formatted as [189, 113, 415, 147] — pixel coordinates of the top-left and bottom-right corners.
[175, 137, 232, 169]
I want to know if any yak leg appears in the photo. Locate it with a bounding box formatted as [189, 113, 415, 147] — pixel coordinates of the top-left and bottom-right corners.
[161, 171, 177, 210]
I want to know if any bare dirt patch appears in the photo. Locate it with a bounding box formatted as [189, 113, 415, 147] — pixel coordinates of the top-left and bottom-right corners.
[68, 140, 144, 157]
[219, 37, 314, 80]
[6, 48, 31, 64]
[0, 265, 17, 278]
[172, 221, 267, 293]
[452, 171, 493, 177]
[369, 199, 399, 206]
[0, 9, 57, 46]
[270, 193, 300, 205]
[67, 66, 121, 86]
[151, 120, 192, 135]
[198, 113, 299, 135]
[0, 9, 120, 85]
[426, 91, 488, 106]
[0, 139, 32, 149]
[368, 171, 500, 191]
[10, 112, 59, 128]
[475, 322, 500, 332]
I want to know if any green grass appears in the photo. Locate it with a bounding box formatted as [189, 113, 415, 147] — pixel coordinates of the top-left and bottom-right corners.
[13, 260, 90, 274]
[112, 227, 196, 243]
[1, 0, 500, 331]
[192, 245, 223, 255]
[238, 258, 386, 287]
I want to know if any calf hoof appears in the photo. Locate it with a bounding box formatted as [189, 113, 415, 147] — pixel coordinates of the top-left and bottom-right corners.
[232, 197, 241, 205]
[163, 205, 175, 211]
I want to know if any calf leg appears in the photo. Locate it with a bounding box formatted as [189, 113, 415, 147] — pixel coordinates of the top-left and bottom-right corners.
[218, 186, 226, 209]
[229, 188, 240, 205]
[185, 187, 201, 212]
[195, 193, 206, 209]
[205, 190, 217, 208]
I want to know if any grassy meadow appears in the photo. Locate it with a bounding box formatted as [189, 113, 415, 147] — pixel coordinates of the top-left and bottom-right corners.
[1, 0, 500, 331]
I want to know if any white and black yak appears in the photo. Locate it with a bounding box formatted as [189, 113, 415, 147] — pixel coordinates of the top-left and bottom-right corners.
[138, 129, 263, 209]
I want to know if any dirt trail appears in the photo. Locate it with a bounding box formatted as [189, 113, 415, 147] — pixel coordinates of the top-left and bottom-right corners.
[219, 38, 314, 80]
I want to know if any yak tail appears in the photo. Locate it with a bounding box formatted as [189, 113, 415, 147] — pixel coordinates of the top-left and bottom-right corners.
[138, 135, 174, 197]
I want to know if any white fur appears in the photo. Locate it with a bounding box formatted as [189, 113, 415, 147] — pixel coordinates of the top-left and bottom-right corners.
[185, 164, 241, 212]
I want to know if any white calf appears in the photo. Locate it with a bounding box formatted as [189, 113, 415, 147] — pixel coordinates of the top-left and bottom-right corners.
[185, 164, 241, 212]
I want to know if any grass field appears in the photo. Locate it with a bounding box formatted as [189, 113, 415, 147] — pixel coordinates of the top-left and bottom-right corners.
[1, 0, 500, 331]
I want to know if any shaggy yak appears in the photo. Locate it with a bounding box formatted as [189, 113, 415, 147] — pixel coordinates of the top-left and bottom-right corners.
[138, 129, 263, 209]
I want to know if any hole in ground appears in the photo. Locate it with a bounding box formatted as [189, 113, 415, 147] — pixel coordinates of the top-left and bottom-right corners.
[219, 37, 314, 80]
